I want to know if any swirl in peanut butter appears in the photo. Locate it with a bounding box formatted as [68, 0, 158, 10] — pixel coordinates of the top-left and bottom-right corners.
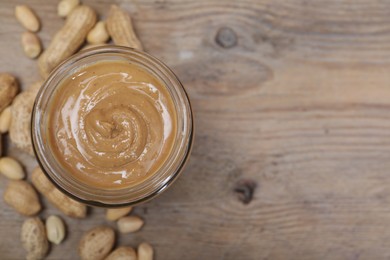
[48, 61, 177, 189]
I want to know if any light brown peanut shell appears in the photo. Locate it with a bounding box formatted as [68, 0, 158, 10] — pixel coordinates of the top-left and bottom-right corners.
[21, 217, 49, 260]
[0, 73, 18, 114]
[9, 81, 42, 155]
[79, 226, 115, 260]
[106, 5, 143, 50]
[0, 106, 12, 133]
[38, 5, 97, 78]
[31, 167, 87, 218]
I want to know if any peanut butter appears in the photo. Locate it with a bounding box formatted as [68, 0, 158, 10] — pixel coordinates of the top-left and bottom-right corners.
[47, 60, 177, 189]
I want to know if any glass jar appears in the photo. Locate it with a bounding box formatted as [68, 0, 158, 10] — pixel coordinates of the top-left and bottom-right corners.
[32, 46, 193, 207]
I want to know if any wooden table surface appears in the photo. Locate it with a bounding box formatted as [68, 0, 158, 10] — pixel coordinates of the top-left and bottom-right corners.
[2, 0, 390, 259]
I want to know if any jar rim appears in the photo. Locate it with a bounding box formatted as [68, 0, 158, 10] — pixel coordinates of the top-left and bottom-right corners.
[31, 46, 193, 207]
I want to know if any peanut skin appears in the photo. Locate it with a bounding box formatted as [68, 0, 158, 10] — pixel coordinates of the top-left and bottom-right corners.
[106, 207, 132, 221]
[0, 157, 25, 180]
[15, 5, 40, 32]
[105, 247, 137, 260]
[117, 216, 144, 233]
[58, 0, 80, 18]
[87, 21, 110, 44]
[38, 5, 97, 78]
[3, 180, 41, 216]
[21, 31, 42, 59]
[138, 243, 154, 260]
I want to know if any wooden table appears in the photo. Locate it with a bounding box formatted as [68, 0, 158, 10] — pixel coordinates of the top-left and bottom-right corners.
[2, 0, 390, 259]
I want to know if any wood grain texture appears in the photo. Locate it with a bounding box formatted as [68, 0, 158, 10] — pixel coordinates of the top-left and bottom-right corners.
[1, 0, 390, 259]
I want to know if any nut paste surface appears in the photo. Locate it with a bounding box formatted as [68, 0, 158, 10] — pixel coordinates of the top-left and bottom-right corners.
[47, 60, 177, 189]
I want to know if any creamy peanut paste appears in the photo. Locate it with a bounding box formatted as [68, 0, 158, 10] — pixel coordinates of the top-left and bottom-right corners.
[47, 60, 177, 189]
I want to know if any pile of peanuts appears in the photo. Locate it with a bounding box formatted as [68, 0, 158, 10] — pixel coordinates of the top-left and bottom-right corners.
[0, 0, 154, 259]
